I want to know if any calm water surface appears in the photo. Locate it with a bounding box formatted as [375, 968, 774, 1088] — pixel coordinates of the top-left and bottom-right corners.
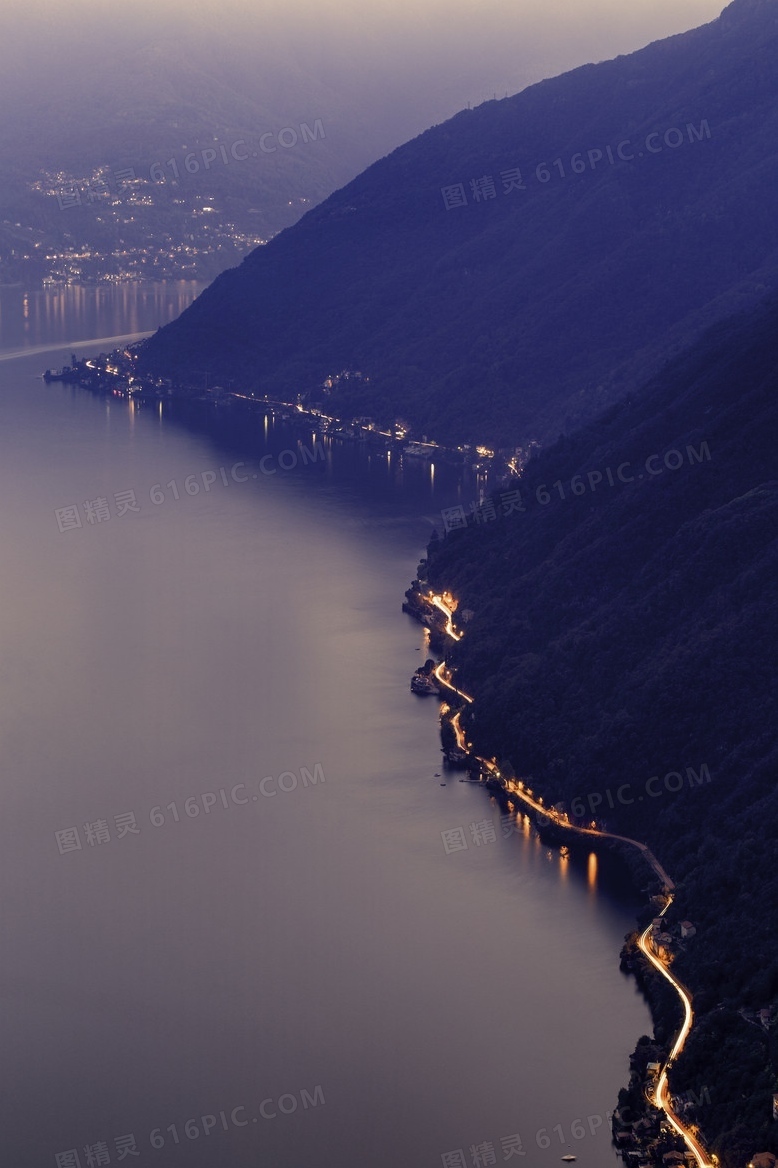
[0, 284, 651, 1168]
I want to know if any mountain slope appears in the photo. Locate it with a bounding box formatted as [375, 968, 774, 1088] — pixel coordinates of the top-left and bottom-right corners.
[139, 0, 778, 443]
[424, 286, 778, 1164]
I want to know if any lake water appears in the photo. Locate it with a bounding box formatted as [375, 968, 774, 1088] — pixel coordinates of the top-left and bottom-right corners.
[0, 282, 651, 1168]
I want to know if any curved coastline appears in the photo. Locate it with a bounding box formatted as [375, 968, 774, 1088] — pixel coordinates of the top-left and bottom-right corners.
[411, 585, 713, 1168]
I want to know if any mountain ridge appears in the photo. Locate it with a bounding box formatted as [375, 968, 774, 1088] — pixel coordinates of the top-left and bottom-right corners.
[720, 0, 778, 27]
[138, 0, 778, 444]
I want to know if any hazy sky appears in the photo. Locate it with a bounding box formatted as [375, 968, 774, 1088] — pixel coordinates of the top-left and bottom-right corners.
[0, 0, 727, 184]
[0, 0, 727, 99]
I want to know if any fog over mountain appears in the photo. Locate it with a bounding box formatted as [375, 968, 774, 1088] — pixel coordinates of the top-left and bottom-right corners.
[0, 0, 723, 283]
[0, 0, 726, 152]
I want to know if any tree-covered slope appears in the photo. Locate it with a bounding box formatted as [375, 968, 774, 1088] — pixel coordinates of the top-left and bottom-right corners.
[140, 0, 778, 444]
[425, 288, 778, 1164]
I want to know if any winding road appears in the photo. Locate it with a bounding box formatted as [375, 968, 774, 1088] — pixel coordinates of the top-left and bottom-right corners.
[425, 591, 712, 1168]
[637, 915, 711, 1168]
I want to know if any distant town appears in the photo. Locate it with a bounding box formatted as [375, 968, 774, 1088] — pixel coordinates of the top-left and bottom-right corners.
[43, 347, 538, 483]
[1, 165, 300, 284]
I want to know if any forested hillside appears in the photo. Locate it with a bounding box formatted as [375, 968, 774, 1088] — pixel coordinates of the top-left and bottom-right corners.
[425, 289, 778, 1165]
[140, 0, 778, 444]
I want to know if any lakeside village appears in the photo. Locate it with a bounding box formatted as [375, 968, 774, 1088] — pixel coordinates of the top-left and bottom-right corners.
[403, 582, 778, 1168]
[44, 350, 778, 1168]
[42, 347, 537, 479]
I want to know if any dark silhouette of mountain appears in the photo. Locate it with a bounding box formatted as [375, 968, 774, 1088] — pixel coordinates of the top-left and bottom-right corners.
[425, 285, 778, 1166]
[139, 0, 778, 443]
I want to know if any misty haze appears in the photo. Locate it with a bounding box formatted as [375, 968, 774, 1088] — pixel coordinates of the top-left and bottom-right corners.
[0, 2, 776, 1168]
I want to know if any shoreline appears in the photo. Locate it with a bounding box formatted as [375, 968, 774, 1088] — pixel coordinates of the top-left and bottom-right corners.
[403, 578, 713, 1168]
[41, 343, 526, 482]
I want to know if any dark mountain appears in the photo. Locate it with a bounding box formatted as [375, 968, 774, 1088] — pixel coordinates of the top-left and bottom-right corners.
[139, 0, 778, 443]
[424, 286, 778, 1166]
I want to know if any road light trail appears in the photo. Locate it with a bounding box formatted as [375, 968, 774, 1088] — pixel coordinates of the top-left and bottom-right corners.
[451, 710, 468, 750]
[426, 594, 471, 700]
[433, 661, 474, 703]
[638, 918, 712, 1167]
[427, 590, 710, 1168]
[428, 592, 463, 640]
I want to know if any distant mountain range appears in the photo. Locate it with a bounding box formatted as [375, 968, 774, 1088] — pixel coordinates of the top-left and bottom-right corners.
[0, 20, 376, 284]
[139, 0, 778, 444]
[3, 1, 627, 286]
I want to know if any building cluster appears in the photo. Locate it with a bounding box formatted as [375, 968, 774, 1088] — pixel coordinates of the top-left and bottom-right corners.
[749, 1151, 778, 1168]
[613, 1045, 708, 1168]
[11, 168, 266, 283]
[316, 371, 531, 472]
[739, 1006, 775, 1034]
[649, 918, 697, 961]
[43, 346, 532, 486]
[614, 1112, 699, 1168]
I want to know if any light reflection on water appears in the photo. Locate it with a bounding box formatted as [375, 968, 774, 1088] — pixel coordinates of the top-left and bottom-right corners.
[0, 283, 650, 1168]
